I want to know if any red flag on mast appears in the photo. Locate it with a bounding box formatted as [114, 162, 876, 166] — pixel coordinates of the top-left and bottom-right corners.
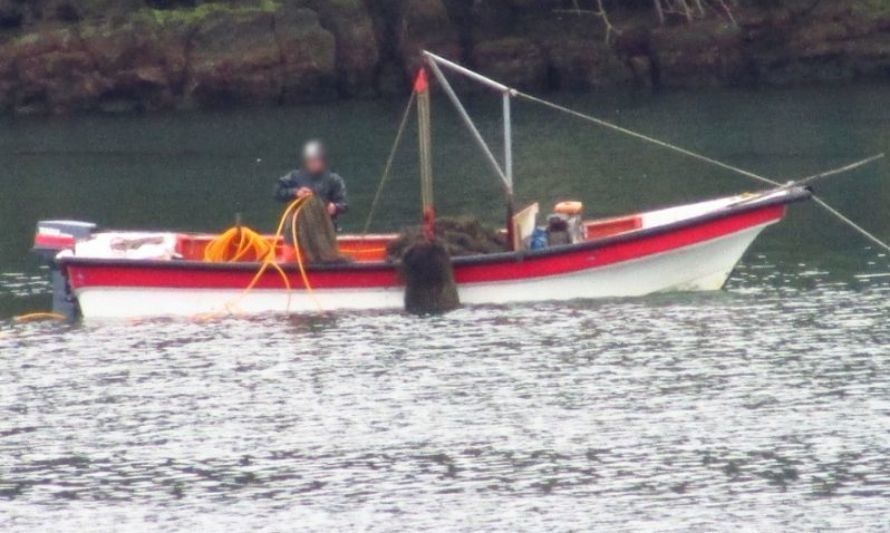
[413, 67, 429, 94]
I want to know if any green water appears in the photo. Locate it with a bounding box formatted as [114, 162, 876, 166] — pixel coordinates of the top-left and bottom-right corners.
[0, 84, 888, 315]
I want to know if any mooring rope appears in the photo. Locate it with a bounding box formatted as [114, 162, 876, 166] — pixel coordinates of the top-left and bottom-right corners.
[813, 196, 890, 254]
[796, 153, 886, 186]
[513, 90, 890, 254]
[362, 93, 417, 235]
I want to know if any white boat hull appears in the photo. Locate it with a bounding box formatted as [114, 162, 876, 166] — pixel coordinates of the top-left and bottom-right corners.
[74, 223, 767, 319]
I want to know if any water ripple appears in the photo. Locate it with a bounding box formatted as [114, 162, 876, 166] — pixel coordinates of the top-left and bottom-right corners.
[1, 278, 889, 531]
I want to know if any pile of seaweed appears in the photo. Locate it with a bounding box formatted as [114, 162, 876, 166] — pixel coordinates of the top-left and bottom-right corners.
[386, 217, 507, 260]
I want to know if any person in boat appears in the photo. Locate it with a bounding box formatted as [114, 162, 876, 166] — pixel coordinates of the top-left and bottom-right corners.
[275, 140, 348, 262]
[275, 140, 348, 219]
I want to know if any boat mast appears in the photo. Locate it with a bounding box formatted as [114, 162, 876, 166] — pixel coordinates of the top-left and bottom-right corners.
[422, 51, 517, 248]
[415, 68, 435, 238]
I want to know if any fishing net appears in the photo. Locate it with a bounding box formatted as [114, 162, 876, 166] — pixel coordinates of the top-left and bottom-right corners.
[293, 196, 347, 263]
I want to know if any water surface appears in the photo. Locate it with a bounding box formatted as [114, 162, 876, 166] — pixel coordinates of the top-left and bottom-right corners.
[1, 84, 889, 531]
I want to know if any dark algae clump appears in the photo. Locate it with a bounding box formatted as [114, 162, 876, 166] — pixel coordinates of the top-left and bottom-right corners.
[387, 217, 506, 259]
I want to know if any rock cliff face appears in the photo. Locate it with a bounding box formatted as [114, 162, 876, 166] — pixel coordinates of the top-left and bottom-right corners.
[0, 0, 888, 114]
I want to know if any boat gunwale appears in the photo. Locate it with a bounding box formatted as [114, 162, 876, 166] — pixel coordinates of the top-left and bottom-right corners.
[57, 186, 811, 274]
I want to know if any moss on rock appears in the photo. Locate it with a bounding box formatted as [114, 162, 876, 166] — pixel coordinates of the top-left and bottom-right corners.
[3, 0, 890, 114]
[139, 0, 280, 27]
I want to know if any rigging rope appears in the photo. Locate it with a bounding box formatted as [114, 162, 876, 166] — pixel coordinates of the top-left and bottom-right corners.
[513, 90, 890, 254]
[797, 153, 885, 186]
[515, 91, 781, 187]
[362, 93, 417, 235]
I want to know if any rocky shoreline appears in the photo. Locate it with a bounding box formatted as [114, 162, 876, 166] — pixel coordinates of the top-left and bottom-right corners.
[0, 0, 888, 115]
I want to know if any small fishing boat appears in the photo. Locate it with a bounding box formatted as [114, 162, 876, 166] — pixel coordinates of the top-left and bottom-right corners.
[33, 52, 817, 320]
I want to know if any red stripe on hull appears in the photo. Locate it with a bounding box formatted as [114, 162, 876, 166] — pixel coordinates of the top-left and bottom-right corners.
[66, 262, 401, 291]
[65, 204, 785, 291]
[456, 204, 785, 283]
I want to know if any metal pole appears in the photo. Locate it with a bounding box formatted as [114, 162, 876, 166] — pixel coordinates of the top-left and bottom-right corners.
[425, 59, 509, 190]
[423, 51, 510, 93]
[503, 92, 515, 251]
[503, 92, 513, 192]
[417, 77, 434, 214]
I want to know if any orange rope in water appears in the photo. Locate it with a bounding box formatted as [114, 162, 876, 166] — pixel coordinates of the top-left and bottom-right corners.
[13, 312, 66, 323]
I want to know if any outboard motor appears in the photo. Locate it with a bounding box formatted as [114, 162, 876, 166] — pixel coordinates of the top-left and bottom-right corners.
[32, 220, 96, 320]
[546, 201, 585, 246]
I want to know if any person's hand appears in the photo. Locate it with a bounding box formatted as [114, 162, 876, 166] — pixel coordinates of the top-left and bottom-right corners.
[327, 203, 338, 216]
[296, 187, 313, 198]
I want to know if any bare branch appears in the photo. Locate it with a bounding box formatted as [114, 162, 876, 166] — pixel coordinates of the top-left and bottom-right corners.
[711, 0, 737, 25]
[654, 0, 665, 24]
[556, 0, 736, 30]
[553, 0, 620, 44]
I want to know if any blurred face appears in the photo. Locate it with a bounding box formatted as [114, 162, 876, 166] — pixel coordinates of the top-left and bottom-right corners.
[304, 156, 326, 175]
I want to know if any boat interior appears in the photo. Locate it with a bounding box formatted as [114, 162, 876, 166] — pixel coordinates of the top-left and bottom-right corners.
[169, 211, 645, 264]
[47, 190, 781, 265]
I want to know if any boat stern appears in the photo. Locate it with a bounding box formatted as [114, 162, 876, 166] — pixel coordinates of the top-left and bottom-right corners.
[31, 220, 97, 320]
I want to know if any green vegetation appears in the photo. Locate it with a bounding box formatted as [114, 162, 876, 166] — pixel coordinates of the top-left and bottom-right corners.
[139, 0, 280, 26]
[859, 0, 890, 15]
[2, 0, 890, 115]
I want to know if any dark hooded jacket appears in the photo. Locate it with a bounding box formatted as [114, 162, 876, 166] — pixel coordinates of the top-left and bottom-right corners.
[274, 169, 348, 217]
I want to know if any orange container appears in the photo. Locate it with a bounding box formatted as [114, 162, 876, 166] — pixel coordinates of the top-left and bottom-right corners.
[554, 201, 584, 216]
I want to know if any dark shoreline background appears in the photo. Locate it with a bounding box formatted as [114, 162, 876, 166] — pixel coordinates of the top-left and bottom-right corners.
[1, 0, 889, 115]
